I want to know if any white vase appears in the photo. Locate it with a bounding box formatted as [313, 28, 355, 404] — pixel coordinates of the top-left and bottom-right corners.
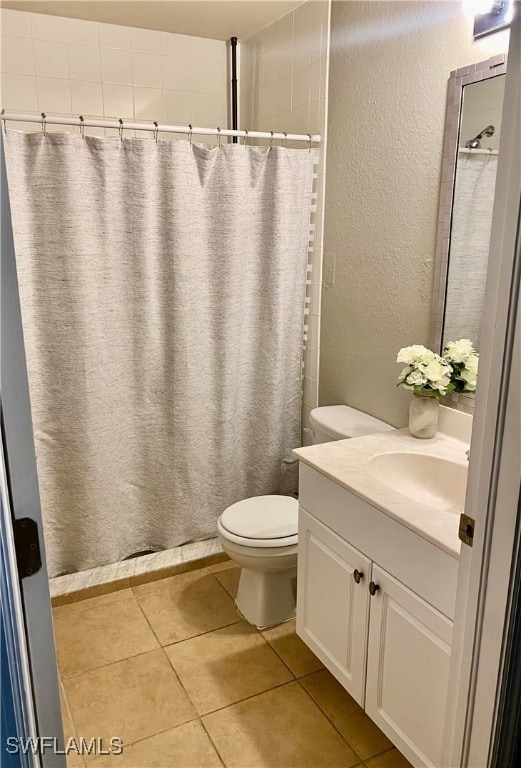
[408, 393, 439, 439]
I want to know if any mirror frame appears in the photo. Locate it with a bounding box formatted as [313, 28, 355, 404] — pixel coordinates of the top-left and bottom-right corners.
[429, 53, 507, 412]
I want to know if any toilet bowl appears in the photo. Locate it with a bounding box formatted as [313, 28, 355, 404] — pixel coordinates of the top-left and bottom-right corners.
[218, 405, 393, 628]
[217, 495, 298, 629]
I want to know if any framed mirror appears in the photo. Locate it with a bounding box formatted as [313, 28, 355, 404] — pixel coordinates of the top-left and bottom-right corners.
[430, 54, 507, 410]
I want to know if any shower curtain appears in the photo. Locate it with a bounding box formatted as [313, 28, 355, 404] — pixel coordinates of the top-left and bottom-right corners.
[5, 132, 316, 577]
[443, 154, 498, 349]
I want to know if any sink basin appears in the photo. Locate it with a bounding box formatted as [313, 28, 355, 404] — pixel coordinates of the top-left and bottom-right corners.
[368, 452, 468, 512]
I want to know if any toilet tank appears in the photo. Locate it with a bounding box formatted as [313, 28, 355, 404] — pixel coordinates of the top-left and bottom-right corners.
[309, 405, 393, 444]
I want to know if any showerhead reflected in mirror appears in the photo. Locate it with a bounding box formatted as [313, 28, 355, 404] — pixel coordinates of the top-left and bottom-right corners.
[464, 123, 495, 149]
[442, 74, 506, 352]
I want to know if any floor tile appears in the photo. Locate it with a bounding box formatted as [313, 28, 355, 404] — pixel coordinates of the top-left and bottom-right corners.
[134, 569, 240, 645]
[64, 649, 196, 747]
[203, 681, 359, 767]
[207, 559, 234, 573]
[261, 619, 323, 678]
[53, 583, 131, 610]
[131, 567, 212, 595]
[88, 720, 222, 768]
[52, 588, 133, 618]
[60, 682, 85, 768]
[53, 594, 159, 677]
[301, 669, 392, 760]
[213, 566, 241, 599]
[129, 558, 211, 588]
[165, 620, 293, 715]
[365, 748, 413, 768]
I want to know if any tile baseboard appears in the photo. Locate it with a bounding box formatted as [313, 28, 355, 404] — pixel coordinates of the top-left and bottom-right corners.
[50, 538, 227, 606]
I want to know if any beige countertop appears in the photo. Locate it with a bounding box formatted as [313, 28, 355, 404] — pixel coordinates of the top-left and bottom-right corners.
[293, 428, 470, 559]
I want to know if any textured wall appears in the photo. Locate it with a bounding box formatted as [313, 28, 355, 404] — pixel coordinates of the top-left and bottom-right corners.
[320, 1, 509, 427]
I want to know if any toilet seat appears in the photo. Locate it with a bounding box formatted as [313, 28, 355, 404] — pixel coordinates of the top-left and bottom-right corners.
[218, 495, 298, 548]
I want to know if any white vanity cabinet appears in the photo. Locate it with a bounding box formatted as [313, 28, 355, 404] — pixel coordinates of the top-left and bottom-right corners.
[298, 510, 371, 703]
[296, 464, 459, 768]
[365, 565, 453, 768]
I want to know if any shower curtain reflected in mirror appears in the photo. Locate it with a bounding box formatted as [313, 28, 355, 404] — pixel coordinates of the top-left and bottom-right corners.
[5, 133, 316, 577]
[443, 153, 498, 350]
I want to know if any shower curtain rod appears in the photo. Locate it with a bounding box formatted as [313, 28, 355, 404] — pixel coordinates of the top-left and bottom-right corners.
[1, 112, 321, 144]
[458, 147, 499, 155]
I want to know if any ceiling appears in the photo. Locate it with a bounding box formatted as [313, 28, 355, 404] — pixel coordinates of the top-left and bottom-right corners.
[0, 0, 303, 40]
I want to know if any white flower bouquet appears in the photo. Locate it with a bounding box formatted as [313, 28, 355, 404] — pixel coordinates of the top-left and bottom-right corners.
[396, 345, 453, 399]
[397, 339, 479, 398]
[443, 338, 479, 393]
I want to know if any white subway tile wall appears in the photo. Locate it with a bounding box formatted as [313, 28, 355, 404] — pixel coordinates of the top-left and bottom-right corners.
[0, 8, 228, 141]
[241, 0, 330, 433]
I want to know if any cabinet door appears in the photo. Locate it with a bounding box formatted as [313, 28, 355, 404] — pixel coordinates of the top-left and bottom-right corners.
[297, 508, 371, 704]
[365, 565, 453, 768]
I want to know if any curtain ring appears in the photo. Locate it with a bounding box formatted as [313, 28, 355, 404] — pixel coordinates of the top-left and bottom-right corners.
[269, 131, 274, 149]
[118, 118, 124, 141]
[153, 121, 159, 143]
[244, 129, 249, 149]
[217, 127, 221, 148]
[41, 112, 47, 134]
[79, 115, 85, 140]
[188, 124, 193, 145]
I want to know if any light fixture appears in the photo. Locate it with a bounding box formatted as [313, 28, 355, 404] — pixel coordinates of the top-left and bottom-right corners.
[472, 0, 512, 39]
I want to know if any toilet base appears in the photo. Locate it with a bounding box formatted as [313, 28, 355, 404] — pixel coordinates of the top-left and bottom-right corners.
[235, 565, 297, 629]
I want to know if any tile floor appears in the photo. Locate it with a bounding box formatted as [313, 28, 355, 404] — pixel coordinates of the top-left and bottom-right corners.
[54, 560, 412, 768]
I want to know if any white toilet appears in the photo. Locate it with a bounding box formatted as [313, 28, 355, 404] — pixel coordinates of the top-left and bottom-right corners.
[217, 405, 393, 628]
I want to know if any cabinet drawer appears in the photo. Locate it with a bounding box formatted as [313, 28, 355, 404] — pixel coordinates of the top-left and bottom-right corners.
[299, 464, 459, 620]
[296, 509, 371, 705]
